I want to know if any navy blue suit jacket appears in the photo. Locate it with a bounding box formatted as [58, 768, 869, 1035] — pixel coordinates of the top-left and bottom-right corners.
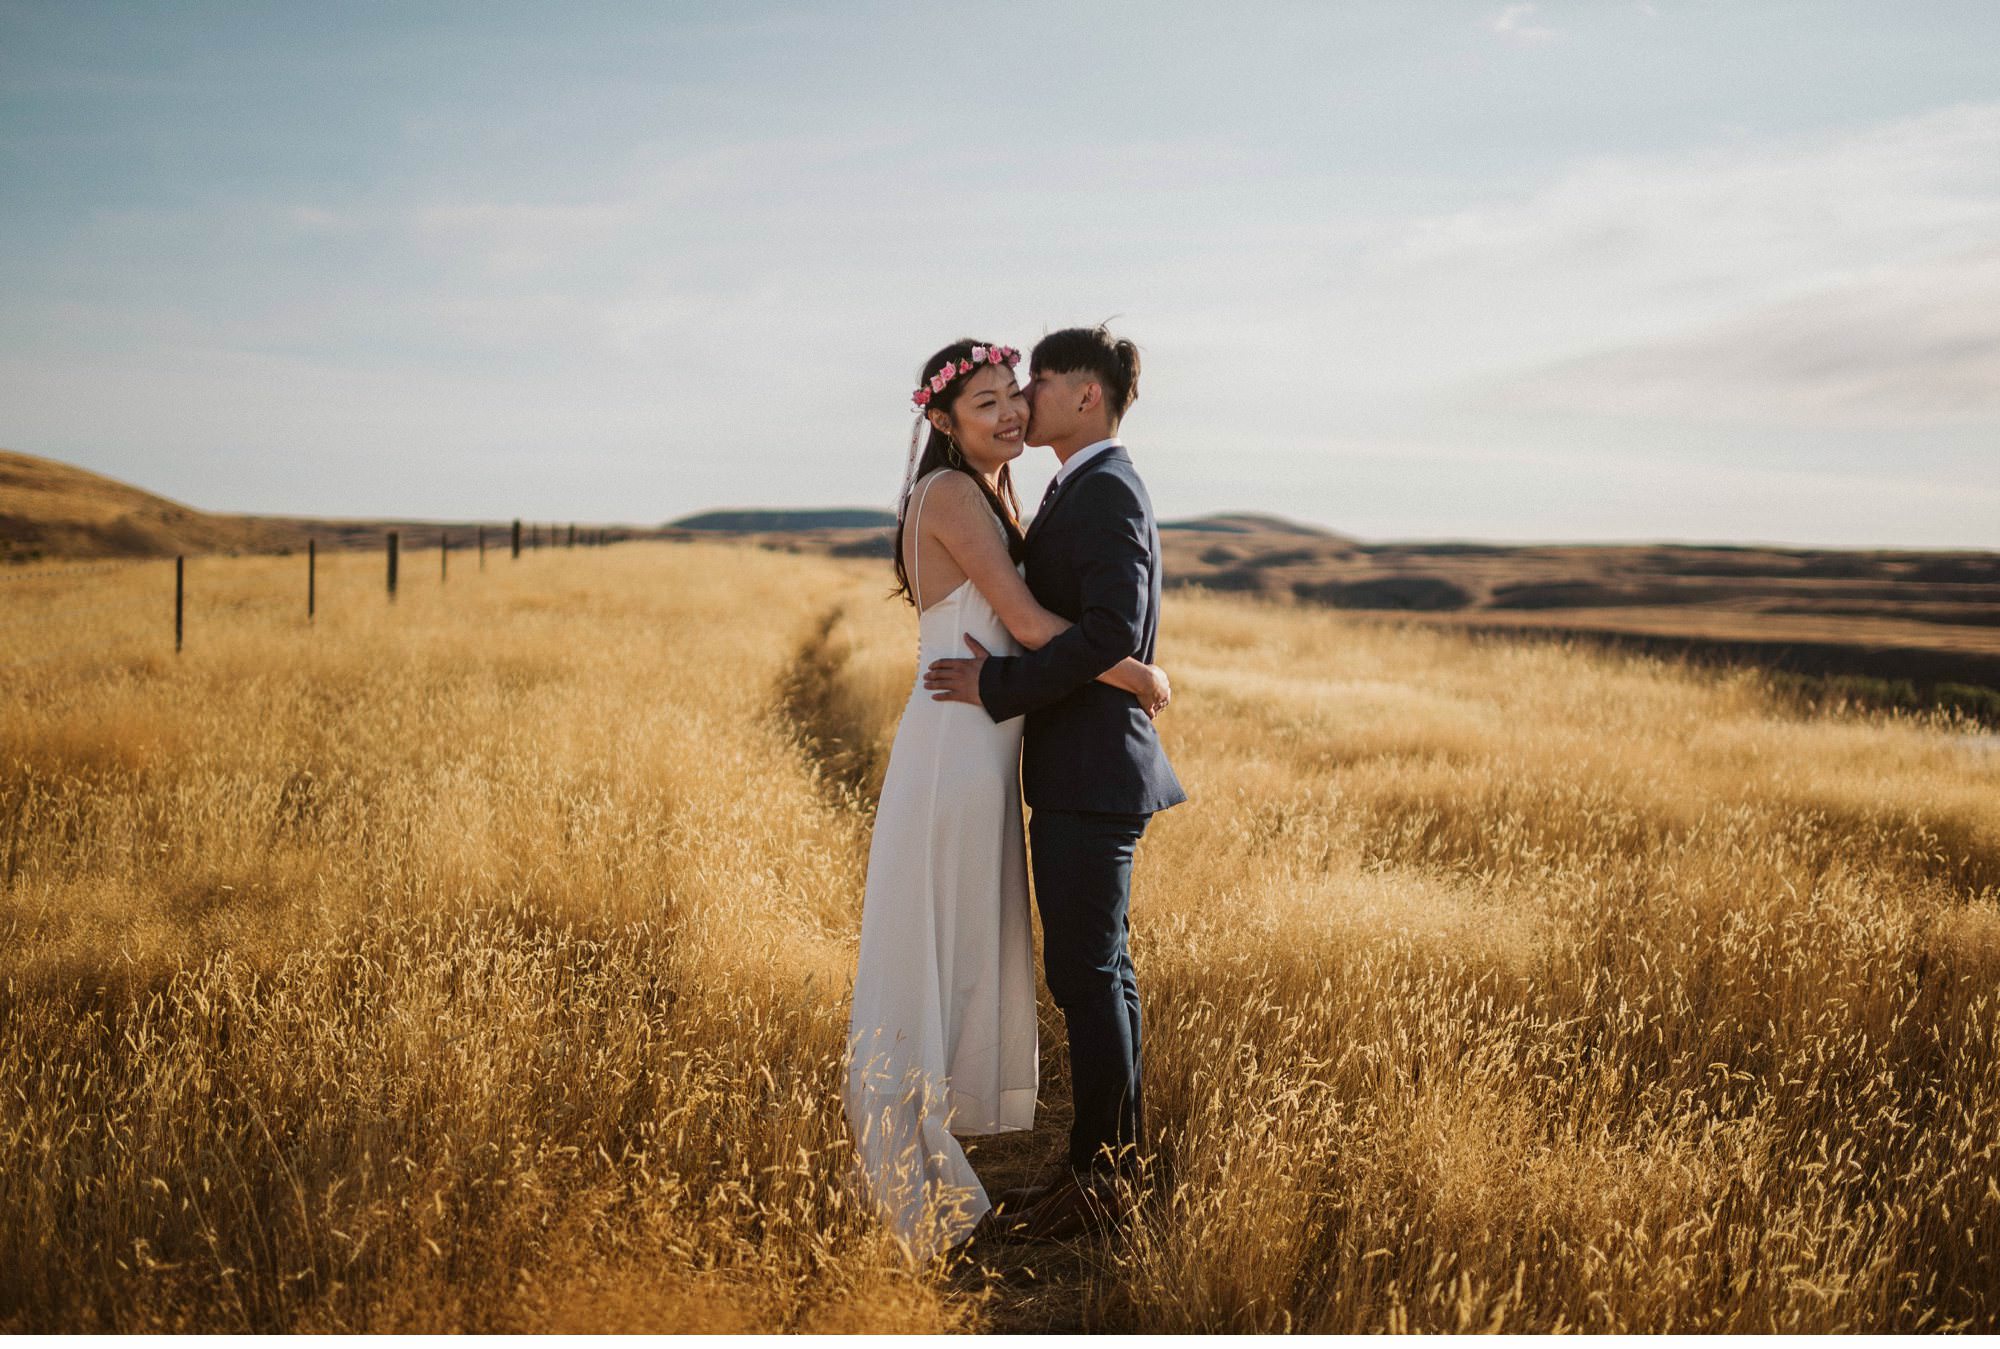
[977, 446, 1187, 815]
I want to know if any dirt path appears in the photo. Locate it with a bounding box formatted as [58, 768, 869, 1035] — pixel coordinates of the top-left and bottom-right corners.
[948, 1100, 1116, 1333]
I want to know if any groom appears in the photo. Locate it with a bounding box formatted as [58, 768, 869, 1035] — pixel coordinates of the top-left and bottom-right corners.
[923, 324, 1186, 1240]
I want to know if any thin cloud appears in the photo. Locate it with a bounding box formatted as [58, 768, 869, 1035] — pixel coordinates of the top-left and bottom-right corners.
[1487, 3, 1560, 46]
[1489, 248, 2000, 428]
[1367, 102, 2000, 389]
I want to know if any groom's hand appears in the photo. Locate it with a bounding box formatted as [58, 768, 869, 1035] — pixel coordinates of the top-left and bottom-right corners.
[924, 635, 991, 706]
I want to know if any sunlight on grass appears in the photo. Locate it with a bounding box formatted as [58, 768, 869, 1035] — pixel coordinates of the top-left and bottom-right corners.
[2, 544, 1996, 1330]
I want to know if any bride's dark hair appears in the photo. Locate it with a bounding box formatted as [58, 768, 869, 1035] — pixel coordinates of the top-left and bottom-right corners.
[892, 338, 1027, 607]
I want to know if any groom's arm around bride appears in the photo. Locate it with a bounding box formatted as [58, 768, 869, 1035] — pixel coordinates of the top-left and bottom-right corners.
[969, 447, 1185, 813]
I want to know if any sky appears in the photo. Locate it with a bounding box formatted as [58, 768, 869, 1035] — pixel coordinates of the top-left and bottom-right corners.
[3, 1, 1998, 547]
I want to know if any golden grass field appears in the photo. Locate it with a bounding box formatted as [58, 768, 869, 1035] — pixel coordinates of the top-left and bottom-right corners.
[3, 541, 1998, 1332]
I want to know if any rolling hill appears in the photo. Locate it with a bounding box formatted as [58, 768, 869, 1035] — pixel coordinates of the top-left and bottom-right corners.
[0, 447, 307, 560]
[5, 445, 1996, 707]
[0, 448, 570, 561]
[669, 508, 897, 532]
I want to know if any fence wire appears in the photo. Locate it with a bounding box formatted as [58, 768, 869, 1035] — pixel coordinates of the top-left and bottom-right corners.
[1, 635, 163, 672]
[0, 596, 167, 636]
[0, 559, 160, 585]
[0, 538, 610, 672]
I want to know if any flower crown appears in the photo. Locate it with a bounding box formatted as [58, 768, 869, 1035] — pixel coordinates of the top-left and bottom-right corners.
[911, 344, 1020, 411]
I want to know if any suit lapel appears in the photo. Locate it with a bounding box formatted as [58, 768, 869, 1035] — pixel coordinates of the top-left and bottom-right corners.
[1026, 446, 1129, 546]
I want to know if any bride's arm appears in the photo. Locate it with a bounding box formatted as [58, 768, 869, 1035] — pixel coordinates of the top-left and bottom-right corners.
[925, 474, 1168, 709]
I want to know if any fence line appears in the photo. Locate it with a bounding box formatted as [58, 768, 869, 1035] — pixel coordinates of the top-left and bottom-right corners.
[0, 558, 158, 585]
[2, 638, 164, 671]
[0, 596, 166, 633]
[0, 522, 627, 667]
[182, 596, 324, 618]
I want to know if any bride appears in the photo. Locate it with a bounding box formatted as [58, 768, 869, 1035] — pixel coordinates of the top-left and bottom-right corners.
[844, 339, 1171, 1258]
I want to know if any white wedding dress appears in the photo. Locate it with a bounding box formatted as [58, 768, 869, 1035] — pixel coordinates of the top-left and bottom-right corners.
[845, 470, 1039, 1258]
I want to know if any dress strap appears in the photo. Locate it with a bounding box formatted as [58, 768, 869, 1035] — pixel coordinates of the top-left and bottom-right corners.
[910, 470, 944, 612]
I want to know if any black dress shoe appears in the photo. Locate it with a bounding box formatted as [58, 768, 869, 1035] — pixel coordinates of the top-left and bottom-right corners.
[990, 1176, 1061, 1213]
[1012, 1173, 1130, 1244]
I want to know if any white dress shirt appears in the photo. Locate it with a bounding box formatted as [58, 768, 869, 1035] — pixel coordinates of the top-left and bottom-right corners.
[1054, 437, 1123, 485]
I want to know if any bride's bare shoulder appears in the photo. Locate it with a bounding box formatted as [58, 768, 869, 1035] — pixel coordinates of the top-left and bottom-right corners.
[913, 470, 988, 528]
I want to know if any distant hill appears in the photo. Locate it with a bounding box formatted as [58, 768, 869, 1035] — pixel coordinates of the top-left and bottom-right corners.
[0, 447, 309, 561]
[670, 508, 897, 532]
[1162, 512, 1350, 540]
[8, 446, 1996, 708]
[0, 447, 559, 561]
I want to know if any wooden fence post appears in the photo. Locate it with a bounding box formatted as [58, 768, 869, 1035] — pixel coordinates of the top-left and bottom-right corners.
[308, 539, 316, 622]
[478, 525, 486, 570]
[568, 523, 576, 548]
[512, 519, 522, 559]
[175, 555, 184, 653]
[441, 532, 448, 583]
[387, 531, 399, 600]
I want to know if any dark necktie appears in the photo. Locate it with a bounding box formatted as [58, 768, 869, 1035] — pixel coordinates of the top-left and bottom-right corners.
[1037, 473, 1063, 517]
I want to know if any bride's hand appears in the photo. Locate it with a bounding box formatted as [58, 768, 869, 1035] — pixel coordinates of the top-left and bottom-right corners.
[1137, 663, 1171, 719]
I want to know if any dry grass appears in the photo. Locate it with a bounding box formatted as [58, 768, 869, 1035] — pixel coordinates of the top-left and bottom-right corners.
[2, 543, 1996, 1331]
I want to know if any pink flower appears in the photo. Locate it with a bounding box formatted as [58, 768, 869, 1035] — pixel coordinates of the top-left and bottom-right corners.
[914, 388, 931, 406]
[970, 345, 987, 363]
[930, 372, 947, 393]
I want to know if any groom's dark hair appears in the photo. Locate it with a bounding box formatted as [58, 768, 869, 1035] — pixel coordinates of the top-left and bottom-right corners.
[1031, 325, 1141, 422]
